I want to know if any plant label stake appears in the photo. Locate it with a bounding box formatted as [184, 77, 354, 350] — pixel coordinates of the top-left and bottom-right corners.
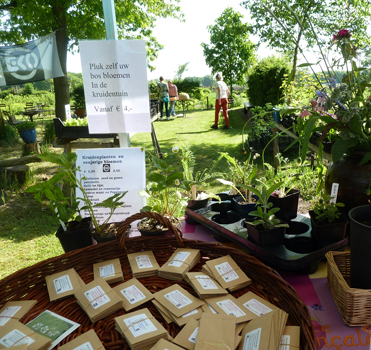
[191, 185, 197, 200]
[55, 207, 67, 231]
[330, 183, 339, 204]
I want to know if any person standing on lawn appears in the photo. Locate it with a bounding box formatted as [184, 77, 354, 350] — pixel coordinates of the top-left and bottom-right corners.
[157, 76, 170, 120]
[168, 80, 178, 118]
[211, 72, 230, 130]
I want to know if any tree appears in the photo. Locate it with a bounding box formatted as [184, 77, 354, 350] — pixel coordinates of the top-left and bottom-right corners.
[241, 0, 371, 82]
[0, 0, 183, 120]
[201, 7, 255, 95]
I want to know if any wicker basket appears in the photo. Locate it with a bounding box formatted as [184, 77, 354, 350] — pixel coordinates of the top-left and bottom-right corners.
[1, 212, 316, 349]
[326, 250, 371, 326]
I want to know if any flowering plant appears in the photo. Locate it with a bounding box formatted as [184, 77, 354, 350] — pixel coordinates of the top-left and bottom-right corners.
[294, 29, 371, 164]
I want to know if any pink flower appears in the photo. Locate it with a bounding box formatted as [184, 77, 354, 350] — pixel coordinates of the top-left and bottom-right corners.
[300, 109, 311, 118]
[315, 105, 324, 112]
[333, 29, 351, 41]
[310, 99, 318, 107]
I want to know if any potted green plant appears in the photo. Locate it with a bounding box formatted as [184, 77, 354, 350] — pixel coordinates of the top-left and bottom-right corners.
[216, 152, 258, 217]
[15, 121, 37, 144]
[26, 151, 127, 252]
[309, 193, 348, 249]
[139, 149, 188, 235]
[240, 181, 289, 246]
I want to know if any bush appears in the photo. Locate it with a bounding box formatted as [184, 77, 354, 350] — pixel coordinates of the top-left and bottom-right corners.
[0, 124, 19, 146]
[71, 83, 85, 108]
[174, 77, 200, 96]
[42, 120, 55, 144]
[247, 55, 290, 107]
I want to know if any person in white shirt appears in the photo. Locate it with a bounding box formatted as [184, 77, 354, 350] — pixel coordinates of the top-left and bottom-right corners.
[211, 73, 230, 130]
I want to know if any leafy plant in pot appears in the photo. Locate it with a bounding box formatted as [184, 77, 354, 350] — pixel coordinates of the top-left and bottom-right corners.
[15, 121, 37, 144]
[216, 152, 259, 217]
[26, 150, 127, 252]
[309, 193, 347, 249]
[241, 181, 289, 246]
[139, 149, 188, 235]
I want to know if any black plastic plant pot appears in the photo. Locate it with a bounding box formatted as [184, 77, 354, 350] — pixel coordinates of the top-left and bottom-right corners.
[56, 217, 94, 253]
[187, 198, 210, 211]
[309, 210, 348, 250]
[269, 189, 300, 221]
[232, 196, 258, 219]
[349, 205, 371, 289]
[244, 220, 286, 247]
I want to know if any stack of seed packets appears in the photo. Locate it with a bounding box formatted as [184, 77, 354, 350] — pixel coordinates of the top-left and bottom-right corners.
[0, 300, 37, 327]
[203, 255, 251, 292]
[115, 308, 169, 350]
[185, 272, 228, 299]
[158, 249, 200, 281]
[0, 320, 51, 350]
[237, 291, 279, 318]
[149, 338, 184, 350]
[93, 258, 123, 284]
[58, 329, 105, 350]
[74, 278, 124, 323]
[238, 308, 288, 350]
[172, 319, 200, 350]
[127, 251, 160, 278]
[45, 268, 85, 301]
[153, 285, 204, 320]
[205, 295, 253, 324]
[280, 326, 300, 350]
[113, 278, 153, 311]
[152, 300, 174, 324]
[195, 313, 236, 350]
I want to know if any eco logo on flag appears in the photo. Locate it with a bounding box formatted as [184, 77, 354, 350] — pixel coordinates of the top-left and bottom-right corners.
[0, 32, 64, 86]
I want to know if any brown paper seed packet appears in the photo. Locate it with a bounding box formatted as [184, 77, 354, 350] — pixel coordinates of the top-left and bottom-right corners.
[154, 284, 204, 318]
[113, 278, 153, 311]
[149, 338, 184, 350]
[58, 329, 105, 350]
[280, 326, 300, 350]
[0, 320, 51, 350]
[173, 319, 200, 350]
[127, 251, 160, 278]
[93, 258, 123, 284]
[0, 300, 37, 326]
[45, 268, 85, 301]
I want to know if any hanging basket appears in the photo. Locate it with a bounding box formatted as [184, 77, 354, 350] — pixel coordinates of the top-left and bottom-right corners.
[0, 211, 316, 350]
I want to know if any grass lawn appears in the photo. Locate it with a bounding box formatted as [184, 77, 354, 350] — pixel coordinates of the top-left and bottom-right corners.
[0, 107, 303, 280]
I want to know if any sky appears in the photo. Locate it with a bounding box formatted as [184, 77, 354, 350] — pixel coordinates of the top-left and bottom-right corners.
[66, 0, 277, 80]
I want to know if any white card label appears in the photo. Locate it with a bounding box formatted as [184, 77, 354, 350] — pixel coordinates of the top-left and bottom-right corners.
[195, 275, 218, 290]
[243, 299, 273, 316]
[168, 251, 190, 267]
[74, 341, 94, 350]
[84, 285, 111, 309]
[53, 275, 73, 294]
[121, 285, 146, 304]
[164, 290, 193, 309]
[214, 262, 239, 283]
[0, 329, 36, 347]
[135, 255, 153, 269]
[124, 313, 157, 338]
[279, 335, 291, 350]
[0, 306, 21, 326]
[330, 183, 339, 204]
[99, 264, 115, 278]
[216, 299, 246, 317]
[243, 328, 261, 350]
[188, 327, 199, 344]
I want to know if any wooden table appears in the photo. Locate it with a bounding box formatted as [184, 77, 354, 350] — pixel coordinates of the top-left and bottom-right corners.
[20, 109, 40, 122]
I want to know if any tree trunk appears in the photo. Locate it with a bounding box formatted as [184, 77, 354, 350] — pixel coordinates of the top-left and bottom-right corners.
[0, 110, 5, 130]
[52, 4, 70, 121]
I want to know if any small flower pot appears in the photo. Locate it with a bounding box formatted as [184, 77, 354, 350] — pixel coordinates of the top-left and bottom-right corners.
[211, 212, 241, 225]
[232, 195, 258, 219]
[56, 217, 94, 253]
[285, 221, 310, 237]
[186, 198, 210, 211]
[210, 201, 232, 214]
[269, 188, 300, 221]
[243, 220, 286, 246]
[309, 210, 348, 249]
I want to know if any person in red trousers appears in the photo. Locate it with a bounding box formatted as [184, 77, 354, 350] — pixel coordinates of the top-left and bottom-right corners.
[211, 72, 230, 130]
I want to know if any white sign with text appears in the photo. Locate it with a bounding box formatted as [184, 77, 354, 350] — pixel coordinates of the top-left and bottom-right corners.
[75, 148, 146, 224]
[79, 40, 151, 134]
